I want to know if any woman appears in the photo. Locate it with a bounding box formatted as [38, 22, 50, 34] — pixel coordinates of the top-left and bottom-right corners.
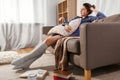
[11, 3, 106, 69]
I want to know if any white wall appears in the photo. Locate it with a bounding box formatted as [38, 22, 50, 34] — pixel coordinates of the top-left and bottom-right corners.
[77, 0, 120, 16]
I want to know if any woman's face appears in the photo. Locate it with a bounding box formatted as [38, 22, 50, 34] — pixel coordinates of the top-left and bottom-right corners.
[80, 6, 89, 18]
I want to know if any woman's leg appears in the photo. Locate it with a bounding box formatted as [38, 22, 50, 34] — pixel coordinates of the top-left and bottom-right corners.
[13, 56, 39, 69]
[11, 35, 62, 69]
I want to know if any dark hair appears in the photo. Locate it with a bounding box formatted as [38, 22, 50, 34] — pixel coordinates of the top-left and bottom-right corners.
[91, 4, 96, 9]
[83, 3, 92, 15]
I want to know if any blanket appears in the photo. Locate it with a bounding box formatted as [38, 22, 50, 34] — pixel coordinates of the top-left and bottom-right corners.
[54, 37, 80, 70]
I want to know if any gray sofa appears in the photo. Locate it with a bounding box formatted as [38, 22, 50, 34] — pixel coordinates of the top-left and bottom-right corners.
[43, 22, 120, 80]
[67, 22, 120, 80]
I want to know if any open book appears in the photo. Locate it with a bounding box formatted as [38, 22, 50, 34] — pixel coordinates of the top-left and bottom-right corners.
[19, 69, 48, 79]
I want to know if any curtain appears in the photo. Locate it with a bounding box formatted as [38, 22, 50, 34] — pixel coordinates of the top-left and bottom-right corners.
[0, 0, 44, 50]
[77, 0, 120, 16]
[34, 0, 45, 24]
[0, 0, 36, 23]
[0, 0, 18, 22]
[18, 0, 34, 23]
[0, 23, 42, 51]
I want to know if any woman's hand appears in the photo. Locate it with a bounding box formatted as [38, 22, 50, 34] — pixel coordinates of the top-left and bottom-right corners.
[59, 17, 64, 22]
[65, 25, 71, 32]
[90, 6, 98, 15]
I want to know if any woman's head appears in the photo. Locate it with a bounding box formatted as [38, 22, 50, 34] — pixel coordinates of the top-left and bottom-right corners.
[80, 3, 92, 18]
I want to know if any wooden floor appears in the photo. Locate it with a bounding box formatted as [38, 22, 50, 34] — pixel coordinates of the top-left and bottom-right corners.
[16, 48, 34, 54]
[0, 48, 34, 54]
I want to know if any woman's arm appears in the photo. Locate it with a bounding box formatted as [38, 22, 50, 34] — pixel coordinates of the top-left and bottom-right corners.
[90, 12, 106, 21]
[90, 7, 106, 22]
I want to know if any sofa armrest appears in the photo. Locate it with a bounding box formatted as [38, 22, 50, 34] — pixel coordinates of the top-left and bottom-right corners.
[80, 22, 120, 69]
[42, 26, 53, 35]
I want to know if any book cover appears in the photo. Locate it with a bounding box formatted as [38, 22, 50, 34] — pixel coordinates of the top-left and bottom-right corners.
[53, 70, 72, 80]
[19, 69, 48, 79]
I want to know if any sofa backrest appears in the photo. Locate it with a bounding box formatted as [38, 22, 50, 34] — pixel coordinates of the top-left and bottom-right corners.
[94, 13, 120, 23]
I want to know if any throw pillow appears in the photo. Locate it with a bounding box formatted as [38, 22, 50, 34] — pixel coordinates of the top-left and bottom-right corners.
[47, 18, 81, 36]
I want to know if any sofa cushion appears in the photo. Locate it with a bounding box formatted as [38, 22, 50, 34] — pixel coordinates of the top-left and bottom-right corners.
[67, 38, 80, 55]
[95, 14, 120, 22]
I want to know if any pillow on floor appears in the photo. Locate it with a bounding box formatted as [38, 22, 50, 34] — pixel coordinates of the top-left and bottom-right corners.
[47, 18, 81, 36]
[0, 51, 20, 64]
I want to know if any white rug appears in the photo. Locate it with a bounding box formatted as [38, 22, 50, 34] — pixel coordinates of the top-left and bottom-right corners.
[0, 51, 25, 64]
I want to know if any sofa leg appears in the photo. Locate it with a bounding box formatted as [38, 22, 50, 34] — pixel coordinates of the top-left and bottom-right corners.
[84, 69, 91, 80]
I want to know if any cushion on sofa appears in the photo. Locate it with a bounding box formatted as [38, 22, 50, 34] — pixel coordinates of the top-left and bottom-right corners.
[67, 38, 80, 54]
[94, 14, 120, 22]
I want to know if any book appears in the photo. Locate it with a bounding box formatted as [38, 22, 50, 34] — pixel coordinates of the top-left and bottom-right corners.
[19, 69, 48, 79]
[53, 70, 72, 80]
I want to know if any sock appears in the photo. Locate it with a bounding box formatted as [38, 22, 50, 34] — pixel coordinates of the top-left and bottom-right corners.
[13, 56, 39, 70]
[11, 42, 48, 67]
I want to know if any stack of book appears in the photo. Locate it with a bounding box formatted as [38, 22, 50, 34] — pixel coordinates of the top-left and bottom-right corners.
[53, 70, 72, 80]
